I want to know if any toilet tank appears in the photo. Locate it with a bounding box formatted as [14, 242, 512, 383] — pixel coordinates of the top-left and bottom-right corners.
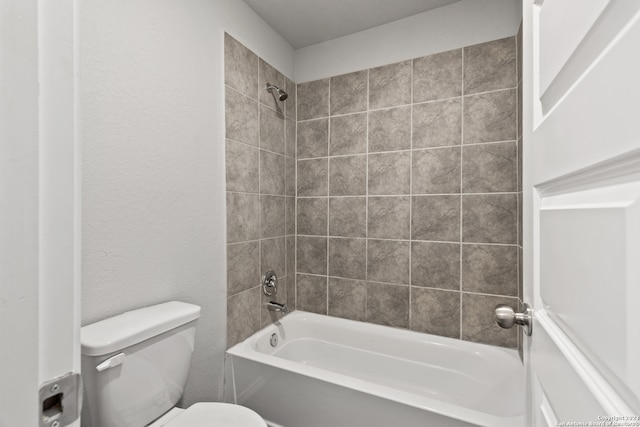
[81, 301, 201, 427]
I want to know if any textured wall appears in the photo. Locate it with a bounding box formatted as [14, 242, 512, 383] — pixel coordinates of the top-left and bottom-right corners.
[295, 36, 522, 349]
[224, 34, 297, 347]
[79, 0, 294, 405]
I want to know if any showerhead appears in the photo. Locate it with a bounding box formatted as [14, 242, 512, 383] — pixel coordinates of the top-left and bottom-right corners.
[266, 83, 288, 101]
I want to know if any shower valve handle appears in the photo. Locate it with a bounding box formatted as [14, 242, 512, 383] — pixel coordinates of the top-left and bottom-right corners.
[494, 303, 533, 336]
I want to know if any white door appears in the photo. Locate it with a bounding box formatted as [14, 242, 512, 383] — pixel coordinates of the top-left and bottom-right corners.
[523, 0, 640, 425]
[0, 0, 80, 426]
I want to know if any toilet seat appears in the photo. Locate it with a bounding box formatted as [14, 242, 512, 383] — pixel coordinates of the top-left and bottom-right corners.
[164, 403, 267, 427]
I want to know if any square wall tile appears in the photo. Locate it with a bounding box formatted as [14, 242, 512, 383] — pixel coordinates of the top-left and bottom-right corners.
[224, 33, 258, 99]
[297, 119, 328, 159]
[462, 194, 517, 244]
[411, 241, 460, 290]
[411, 288, 460, 338]
[412, 98, 462, 149]
[285, 157, 295, 197]
[462, 293, 517, 348]
[368, 196, 410, 239]
[464, 37, 516, 95]
[227, 241, 260, 296]
[260, 150, 285, 195]
[226, 192, 260, 243]
[296, 274, 327, 314]
[331, 70, 368, 115]
[226, 140, 259, 193]
[328, 278, 366, 321]
[296, 236, 327, 275]
[225, 87, 258, 146]
[328, 238, 366, 280]
[367, 240, 410, 285]
[227, 287, 260, 348]
[369, 60, 412, 109]
[286, 235, 295, 276]
[367, 282, 410, 328]
[261, 237, 285, 277]
[285, 117, 296, 159]
[462, 244, 517, 296]
[330, 155, 367, 196]
[368, 106, 411, 152]
[285, 196, 295, 235]
[412, 147, 461, 194]
[259, 58, 285, 107]
[298, 79, 329, 120]
[297, 197, 328, 236]
[368, 152, 411, 195]
[330, 113, 367, 156]
[329, 197, 366, 238]
[411, 195, 460, 242]
[285, 77, 297, 120]
[464, 89, 516, 144]
[413, 49, 462, 102]
[260, 195, 285, 238]
[297, 158, 328, 196]
[261, 276, 288, 326]
[462, 141, 517, 193]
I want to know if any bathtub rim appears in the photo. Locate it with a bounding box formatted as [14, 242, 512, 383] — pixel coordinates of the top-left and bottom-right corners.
[227, 311, 524, 427]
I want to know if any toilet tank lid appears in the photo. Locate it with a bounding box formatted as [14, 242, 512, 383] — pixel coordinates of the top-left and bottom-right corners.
[81, 301, 201, 356]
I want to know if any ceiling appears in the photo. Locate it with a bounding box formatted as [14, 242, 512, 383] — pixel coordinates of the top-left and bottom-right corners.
[242, 0, 462, 49]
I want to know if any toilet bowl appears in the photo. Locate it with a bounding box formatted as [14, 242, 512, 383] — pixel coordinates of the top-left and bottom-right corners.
[149, 403, 267, 427]
[80, 301, 267, 427]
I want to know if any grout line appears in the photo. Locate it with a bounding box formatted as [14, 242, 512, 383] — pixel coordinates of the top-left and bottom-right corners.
[326, 78, 331, 315]
[409, 58, 414, 330]
[459, 46, 465, 340]
[365, 68, 370, 322]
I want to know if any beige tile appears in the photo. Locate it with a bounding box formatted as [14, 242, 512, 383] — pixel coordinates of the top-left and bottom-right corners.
[461, 293, 517, 348]
[297, 197, 328, 236]
[297, 158, 328, 196]
[330, 113, 367, 156]
[369, 60, 412, 109]
[464, 89, 517, 144]
[226, 192, 260, 243]
[328, 278, 366, 321]
[366, 282, 409, 328]
[298, 79, 329, 120]
[464, 37, 516, 95]
[368, 152, 411, 195]
[225, 140, 259, 193]
[296, 274, 327, 314]
[297, 119, 328, 159]
[329, 197, 366, 238]
[412, 98, 462, 149]
[413, 49, 462, 102]
[462, 141, 517, 193]
[330, 155, 367, 196]
[368, 196, 410, 239]
[259, 150, 285, 195]
[462, 244, 517, 296]
[225, 87, 258, 146]
[260, 237, 285, 277]
[227, 287, 260, 348]
[224, 33, 258, 99]
[411, 195, 461, 242]
[462, 194, 517, 244]
[227, 241, 260, 296]
[328, 238, 366, 280]
[331, 70, 368, 115]
[411, 241, 460, 290]
[411, 288, 460, 338]
[296, 236, 327, 275]
[368, 106, 411, 152]
[260, 195, 285, 238]
[259, 104, 285, 155]
[367, 240, 410, 285]
[412, 147, 461, 194]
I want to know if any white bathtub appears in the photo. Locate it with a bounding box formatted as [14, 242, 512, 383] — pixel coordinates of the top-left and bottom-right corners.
[225, 311, 523, 427]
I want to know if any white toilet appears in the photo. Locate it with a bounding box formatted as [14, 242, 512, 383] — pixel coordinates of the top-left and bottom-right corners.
[80, 301, 266, 427]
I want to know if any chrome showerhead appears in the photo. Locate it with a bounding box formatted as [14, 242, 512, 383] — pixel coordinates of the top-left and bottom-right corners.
[266, 83, 288, 101]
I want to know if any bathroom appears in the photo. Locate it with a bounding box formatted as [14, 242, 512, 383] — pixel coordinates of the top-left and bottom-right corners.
[2, 0, 639, 426]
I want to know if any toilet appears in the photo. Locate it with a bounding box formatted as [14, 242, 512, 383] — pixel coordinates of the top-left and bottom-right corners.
[80, 301, 266, 427]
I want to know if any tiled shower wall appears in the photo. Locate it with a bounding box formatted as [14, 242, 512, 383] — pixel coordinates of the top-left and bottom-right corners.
[295, 35, 522, 348]
[224, 34, 296, 348]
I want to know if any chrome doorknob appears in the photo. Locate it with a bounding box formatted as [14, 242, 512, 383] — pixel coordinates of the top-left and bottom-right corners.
[494, 303, 533, 336]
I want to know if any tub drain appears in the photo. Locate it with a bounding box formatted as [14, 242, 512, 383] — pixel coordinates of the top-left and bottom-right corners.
[270, 333, 278, 347]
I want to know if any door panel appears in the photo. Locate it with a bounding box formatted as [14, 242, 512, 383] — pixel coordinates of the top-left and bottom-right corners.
[524, 0, 640, 424]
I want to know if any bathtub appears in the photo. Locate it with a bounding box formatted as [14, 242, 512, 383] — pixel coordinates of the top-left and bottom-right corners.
[225, 311, 524, 427]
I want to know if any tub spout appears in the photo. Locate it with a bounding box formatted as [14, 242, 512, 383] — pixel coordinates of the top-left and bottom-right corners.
[267, 301, 287, 313]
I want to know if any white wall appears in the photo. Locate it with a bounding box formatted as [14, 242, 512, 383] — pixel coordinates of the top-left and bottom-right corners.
[79, 0, 293, 405]
[294, 0, 522, 82]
